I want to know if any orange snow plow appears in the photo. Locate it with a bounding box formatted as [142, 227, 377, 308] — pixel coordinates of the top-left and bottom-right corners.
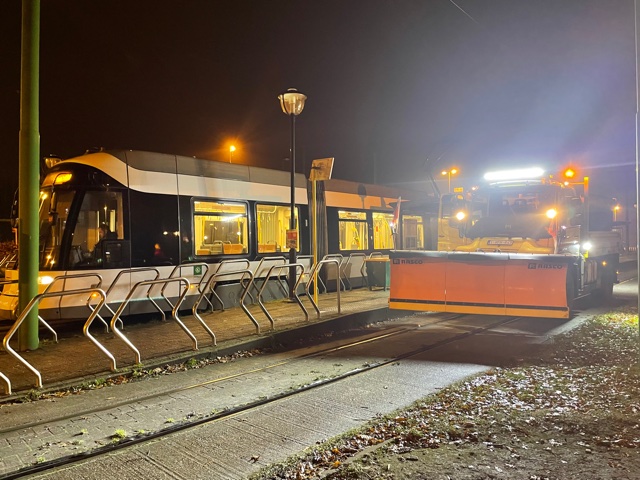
[389, 250, 573, 319]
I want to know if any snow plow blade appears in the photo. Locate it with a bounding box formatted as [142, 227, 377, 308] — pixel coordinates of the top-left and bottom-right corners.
[389, 251, 573, 319]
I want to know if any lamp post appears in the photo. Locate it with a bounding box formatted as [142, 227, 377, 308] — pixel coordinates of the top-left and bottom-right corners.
[441, 168, 458, 193]
[229, 145, 236, 163]
[278, 88, 307, 300]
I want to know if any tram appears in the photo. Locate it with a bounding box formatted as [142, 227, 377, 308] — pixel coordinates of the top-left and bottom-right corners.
[0, 149, 435, 320]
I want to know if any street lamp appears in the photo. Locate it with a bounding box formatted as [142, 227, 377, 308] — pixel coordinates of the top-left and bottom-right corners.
[278, 88, 307, 299]
[229, 145, 236, 163]
[441, 168, 458, 193]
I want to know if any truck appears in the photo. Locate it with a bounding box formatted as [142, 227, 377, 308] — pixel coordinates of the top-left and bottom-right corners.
[389, 167, 622, 318]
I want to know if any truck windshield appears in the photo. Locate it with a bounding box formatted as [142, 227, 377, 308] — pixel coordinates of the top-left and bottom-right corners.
[466, 185, 559, 240]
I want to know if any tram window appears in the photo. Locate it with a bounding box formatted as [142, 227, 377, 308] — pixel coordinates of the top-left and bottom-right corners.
[372, 212, 394, 250]
[193, 200, 248, 255]
[338, 210, 368, 251]
[402, 215, 424, 250]
[256, 203, 297, 253]
[39, 190, 74, 270]
[68, 190, 124, 268]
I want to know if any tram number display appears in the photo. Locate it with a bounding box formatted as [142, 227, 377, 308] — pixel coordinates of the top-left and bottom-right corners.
[286, 229, 298, 249]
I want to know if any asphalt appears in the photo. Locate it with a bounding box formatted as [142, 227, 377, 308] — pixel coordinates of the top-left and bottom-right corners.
[0, 266, 637, 479]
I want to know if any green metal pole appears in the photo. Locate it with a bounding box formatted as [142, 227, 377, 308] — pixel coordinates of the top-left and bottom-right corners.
[18, 0, 40, 352]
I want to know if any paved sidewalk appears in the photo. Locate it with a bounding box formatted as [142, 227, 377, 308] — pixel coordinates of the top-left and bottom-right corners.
[0, 289, 389, 395]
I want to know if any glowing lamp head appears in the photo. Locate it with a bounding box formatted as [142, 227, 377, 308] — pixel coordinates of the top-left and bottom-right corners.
[582, 241, 592, 252]
[455, 210, 467, 221]
[545, 208, 558, 219]
[279, 88, 307, 116]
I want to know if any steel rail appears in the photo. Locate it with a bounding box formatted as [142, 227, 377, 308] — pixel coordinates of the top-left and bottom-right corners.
[0, 314, 521, 479]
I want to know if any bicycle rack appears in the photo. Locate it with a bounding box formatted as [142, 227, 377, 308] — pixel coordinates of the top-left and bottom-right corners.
[91, 277, 197, 371]
[305, 258, 341, 318]
[43, 272, 105, 334]
[0, 252, 17, 270]
[250, 256, 288, 300]
[0, 371, 10, 395]
[161, 262, 211, 311]
[348, 252, 367, 289]
[0, 252, 17, 271]
[256, 263, 308, 329]
[0, 278, 17, 395]
[3, 287, 107, 388]
[0, 277, 60, 343]
[193, 269, 259, 335]
[322, 254, 348, 291]
[207, 259, 251, 311]
[101, 267, 162, 327]
[298, 255, 328, 294]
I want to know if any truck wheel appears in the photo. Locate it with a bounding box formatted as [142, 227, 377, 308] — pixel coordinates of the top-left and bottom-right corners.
[597, 267, 615, 304]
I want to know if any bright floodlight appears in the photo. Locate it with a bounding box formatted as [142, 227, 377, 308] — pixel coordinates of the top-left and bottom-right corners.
[483, 167, 545, 182]
[455, 210, 466, 221]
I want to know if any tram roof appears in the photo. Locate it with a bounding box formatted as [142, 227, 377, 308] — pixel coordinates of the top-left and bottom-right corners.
[55, 149, 429, 202]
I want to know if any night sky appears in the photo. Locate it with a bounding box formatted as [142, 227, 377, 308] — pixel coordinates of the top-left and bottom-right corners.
[0, 0, 637, 216]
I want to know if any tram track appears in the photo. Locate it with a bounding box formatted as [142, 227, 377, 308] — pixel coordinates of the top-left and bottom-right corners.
[1, 312, 521, 479]
[0, 313, 464, 431]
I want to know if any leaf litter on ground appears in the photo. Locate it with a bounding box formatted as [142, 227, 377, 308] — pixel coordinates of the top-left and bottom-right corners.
[252, 307, 640, 480]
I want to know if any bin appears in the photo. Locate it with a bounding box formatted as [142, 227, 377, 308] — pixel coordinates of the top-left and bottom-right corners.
[365, 257, 390, 290]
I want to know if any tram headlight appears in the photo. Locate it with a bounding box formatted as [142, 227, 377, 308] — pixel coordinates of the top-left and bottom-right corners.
[582, 241, 592, 252]
[546, 208, 557, 219]
[53, 173, 72, 185]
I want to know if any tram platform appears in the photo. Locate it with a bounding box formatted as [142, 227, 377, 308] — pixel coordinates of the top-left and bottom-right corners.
[0, 288, 392, 398]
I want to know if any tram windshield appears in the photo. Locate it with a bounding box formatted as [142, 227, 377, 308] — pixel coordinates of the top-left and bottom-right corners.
[38, 186, 125, 270]
[38, 188, 73, 270]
